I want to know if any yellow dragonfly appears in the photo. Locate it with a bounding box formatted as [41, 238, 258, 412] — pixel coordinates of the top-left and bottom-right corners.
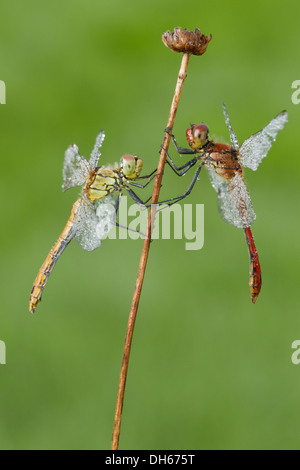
[29, 131, 155, 313]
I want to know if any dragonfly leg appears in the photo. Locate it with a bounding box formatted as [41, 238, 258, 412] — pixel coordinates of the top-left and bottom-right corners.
[115, 192, 150, 213]
[126, 188, 152, 207]
[114, 193, 122, 214]
[114, 193, 149, 239]
[135, 168, 157, 180]
[166, 155, 198, 176]
[161, 145, 198, 174]
[129, 170, 158, 189]
[114, 221, 148, 239]
[171, 135, 195, 156]
[155, 164, 203, 207]
[164, 128, 195, 156]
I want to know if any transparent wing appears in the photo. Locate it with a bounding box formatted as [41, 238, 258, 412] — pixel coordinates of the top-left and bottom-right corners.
[72, 198, 101, 251]
[239, 111, 288, 171]
[89, 130, 105, 169]
[62, 130, 105, 192]
[73, 196, 116, 251]
[223, 103, 239, 150]
[62, 144, 90, 192]
[206, 168, 256, 229]
[94, 195, 117, 240]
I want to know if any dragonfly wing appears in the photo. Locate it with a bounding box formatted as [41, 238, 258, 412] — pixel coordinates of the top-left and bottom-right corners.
[239, 111, 288, 171]
[74, 196, 116, 251]
[207, 168, 256, 229]
[62, 144, 90, 192]
[89, 130, 105, 169]
[62, 130, 105, 191]
[73, 198, 102, 251]
[94, 195, 117, 241]
[222, 103, 239, 150]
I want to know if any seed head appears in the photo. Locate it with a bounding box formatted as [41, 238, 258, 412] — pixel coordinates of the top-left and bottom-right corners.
[162, 27, 212, 55]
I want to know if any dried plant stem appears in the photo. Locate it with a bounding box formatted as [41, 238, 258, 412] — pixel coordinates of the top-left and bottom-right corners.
[111, 52, 190, 450]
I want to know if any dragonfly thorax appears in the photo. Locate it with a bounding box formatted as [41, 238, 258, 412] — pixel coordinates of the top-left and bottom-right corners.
[85, 167, 122, 203]
[202, 142, 241, 182]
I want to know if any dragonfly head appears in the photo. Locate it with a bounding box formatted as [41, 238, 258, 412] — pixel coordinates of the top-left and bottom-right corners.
[121, 154, 143, 179]
[186, 123, 209, 150]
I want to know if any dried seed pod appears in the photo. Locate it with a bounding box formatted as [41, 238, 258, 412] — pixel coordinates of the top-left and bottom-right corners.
[162, 27, 212, 55]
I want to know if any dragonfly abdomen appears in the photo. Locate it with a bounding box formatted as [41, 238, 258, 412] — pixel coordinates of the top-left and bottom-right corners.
[244, 227, 262, 303]
[29, 200, 81, 313]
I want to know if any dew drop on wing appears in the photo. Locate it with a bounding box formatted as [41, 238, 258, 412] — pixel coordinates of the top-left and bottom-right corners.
[89, 130, 106, 169]
[62, 129, 106, 192]
[222, 102, 239, 150]
[207, 169, 256, 229]
[239, 111, 288, 171]
[95, 196, 117, 240]
[73, 198, 103, 252]
[62, 144, 90, 191]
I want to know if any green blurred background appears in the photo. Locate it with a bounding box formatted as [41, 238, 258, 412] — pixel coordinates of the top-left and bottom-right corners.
[0, 0, 300, 450]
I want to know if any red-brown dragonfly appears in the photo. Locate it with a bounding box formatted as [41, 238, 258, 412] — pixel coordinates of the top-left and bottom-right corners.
[162, 104, 288, 303]
[29, 131, 155, 314]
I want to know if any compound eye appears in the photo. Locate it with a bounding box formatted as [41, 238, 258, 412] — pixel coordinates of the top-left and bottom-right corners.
[193, 123, 209, 144]
[193, 128, 201, 140]
[121, 154, 138, 177]
[122, 154, 135, 166]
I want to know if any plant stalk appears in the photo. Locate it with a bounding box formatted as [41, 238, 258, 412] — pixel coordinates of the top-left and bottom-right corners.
[111, 52, 190, 450]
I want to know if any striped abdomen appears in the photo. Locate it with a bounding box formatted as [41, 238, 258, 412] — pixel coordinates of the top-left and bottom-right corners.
[244, 227, 262, 304]
[29, 199, 81, 313]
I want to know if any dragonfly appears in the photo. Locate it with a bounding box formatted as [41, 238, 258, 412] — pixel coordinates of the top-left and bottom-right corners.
[161, 104, 288, 303]
[29, 131, 156, 314]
